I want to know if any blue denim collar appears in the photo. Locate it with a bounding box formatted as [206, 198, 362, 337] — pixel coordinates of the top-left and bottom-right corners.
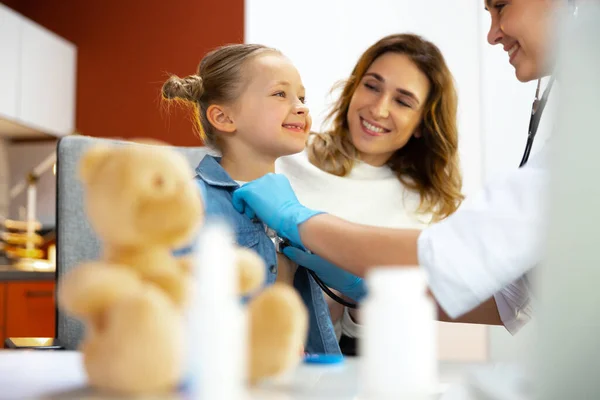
[195, 155, 239, 189]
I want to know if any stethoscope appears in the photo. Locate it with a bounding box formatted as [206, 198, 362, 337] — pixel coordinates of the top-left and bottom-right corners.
[519, 76, 556, 167]
[272, 235, 360, 309]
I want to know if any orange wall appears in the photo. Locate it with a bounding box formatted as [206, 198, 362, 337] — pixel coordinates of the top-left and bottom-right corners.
[2, 0, 244, 146]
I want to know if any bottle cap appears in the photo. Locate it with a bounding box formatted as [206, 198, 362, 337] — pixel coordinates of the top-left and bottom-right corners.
[304, 353, 344, 365]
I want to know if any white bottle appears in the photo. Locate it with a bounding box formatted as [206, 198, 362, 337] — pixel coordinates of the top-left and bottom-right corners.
[360, 267, 438, 400]
[186, 220, 247, 399]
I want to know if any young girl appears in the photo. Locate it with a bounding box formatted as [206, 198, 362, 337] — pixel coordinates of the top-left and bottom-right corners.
[162, 44, 341, 355]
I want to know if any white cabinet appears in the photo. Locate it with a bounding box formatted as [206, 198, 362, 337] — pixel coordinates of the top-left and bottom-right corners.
[0, 3, 77, 138]
[19, 19, 77, 136]
[0, 5, 21, 121]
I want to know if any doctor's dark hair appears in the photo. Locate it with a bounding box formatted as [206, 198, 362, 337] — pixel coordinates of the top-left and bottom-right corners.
[161, 43, 280, 149]
[308, 33, 464, 221]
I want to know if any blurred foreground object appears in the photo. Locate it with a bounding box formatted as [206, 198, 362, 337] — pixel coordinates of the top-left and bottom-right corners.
[537, 2, 600, 399]
[57, 144, 203, 395]
[361, 268, 437, 399]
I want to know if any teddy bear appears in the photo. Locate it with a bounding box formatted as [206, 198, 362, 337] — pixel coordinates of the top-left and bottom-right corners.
[58, 142, 308, 395]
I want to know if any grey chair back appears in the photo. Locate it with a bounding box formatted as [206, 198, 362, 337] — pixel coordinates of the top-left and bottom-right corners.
[56, 135, 213, 349]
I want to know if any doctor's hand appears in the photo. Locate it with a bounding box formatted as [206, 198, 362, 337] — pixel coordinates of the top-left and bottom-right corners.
[232, 173, 323, 247]
[283, 246, 367, 302]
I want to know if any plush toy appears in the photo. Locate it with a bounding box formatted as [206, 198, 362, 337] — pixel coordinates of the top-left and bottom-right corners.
[58, 143, 308, 395]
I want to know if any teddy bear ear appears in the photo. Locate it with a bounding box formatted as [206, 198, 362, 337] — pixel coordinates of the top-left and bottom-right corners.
[79, 146, 111, 184]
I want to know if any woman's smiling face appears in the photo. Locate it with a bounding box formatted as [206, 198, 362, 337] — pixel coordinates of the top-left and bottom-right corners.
[346, 52, 430, 166]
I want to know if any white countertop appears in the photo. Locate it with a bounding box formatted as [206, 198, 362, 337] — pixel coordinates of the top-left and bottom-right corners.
[0, 351, 488, 399]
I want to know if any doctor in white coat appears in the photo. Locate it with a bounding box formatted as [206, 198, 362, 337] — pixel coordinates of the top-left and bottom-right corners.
[232, 0, 567, 325]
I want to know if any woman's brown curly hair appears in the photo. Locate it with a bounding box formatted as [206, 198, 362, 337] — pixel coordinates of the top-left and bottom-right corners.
[308, 33, 464, 221]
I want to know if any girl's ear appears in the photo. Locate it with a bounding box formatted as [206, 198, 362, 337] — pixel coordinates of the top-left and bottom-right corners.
[207, 105, 236, 133]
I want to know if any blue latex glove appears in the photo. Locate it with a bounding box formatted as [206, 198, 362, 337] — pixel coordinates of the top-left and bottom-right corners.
[283, 246, 367, 302]
[232, 173, 323, 248]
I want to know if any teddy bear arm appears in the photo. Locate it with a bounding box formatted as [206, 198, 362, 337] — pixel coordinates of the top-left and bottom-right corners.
[58, 262, 143, 319]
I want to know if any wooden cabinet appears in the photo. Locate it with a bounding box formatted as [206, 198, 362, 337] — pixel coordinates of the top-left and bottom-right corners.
[0, 281, 56, 347]
[0, 3, 77, 138]
[0, 284, 5, 347]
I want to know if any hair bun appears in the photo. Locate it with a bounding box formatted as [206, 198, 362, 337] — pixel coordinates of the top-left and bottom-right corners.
[162, 74, 203, 101]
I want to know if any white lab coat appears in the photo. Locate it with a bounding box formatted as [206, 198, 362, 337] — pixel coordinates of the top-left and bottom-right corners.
[418, 80, 556, 324]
